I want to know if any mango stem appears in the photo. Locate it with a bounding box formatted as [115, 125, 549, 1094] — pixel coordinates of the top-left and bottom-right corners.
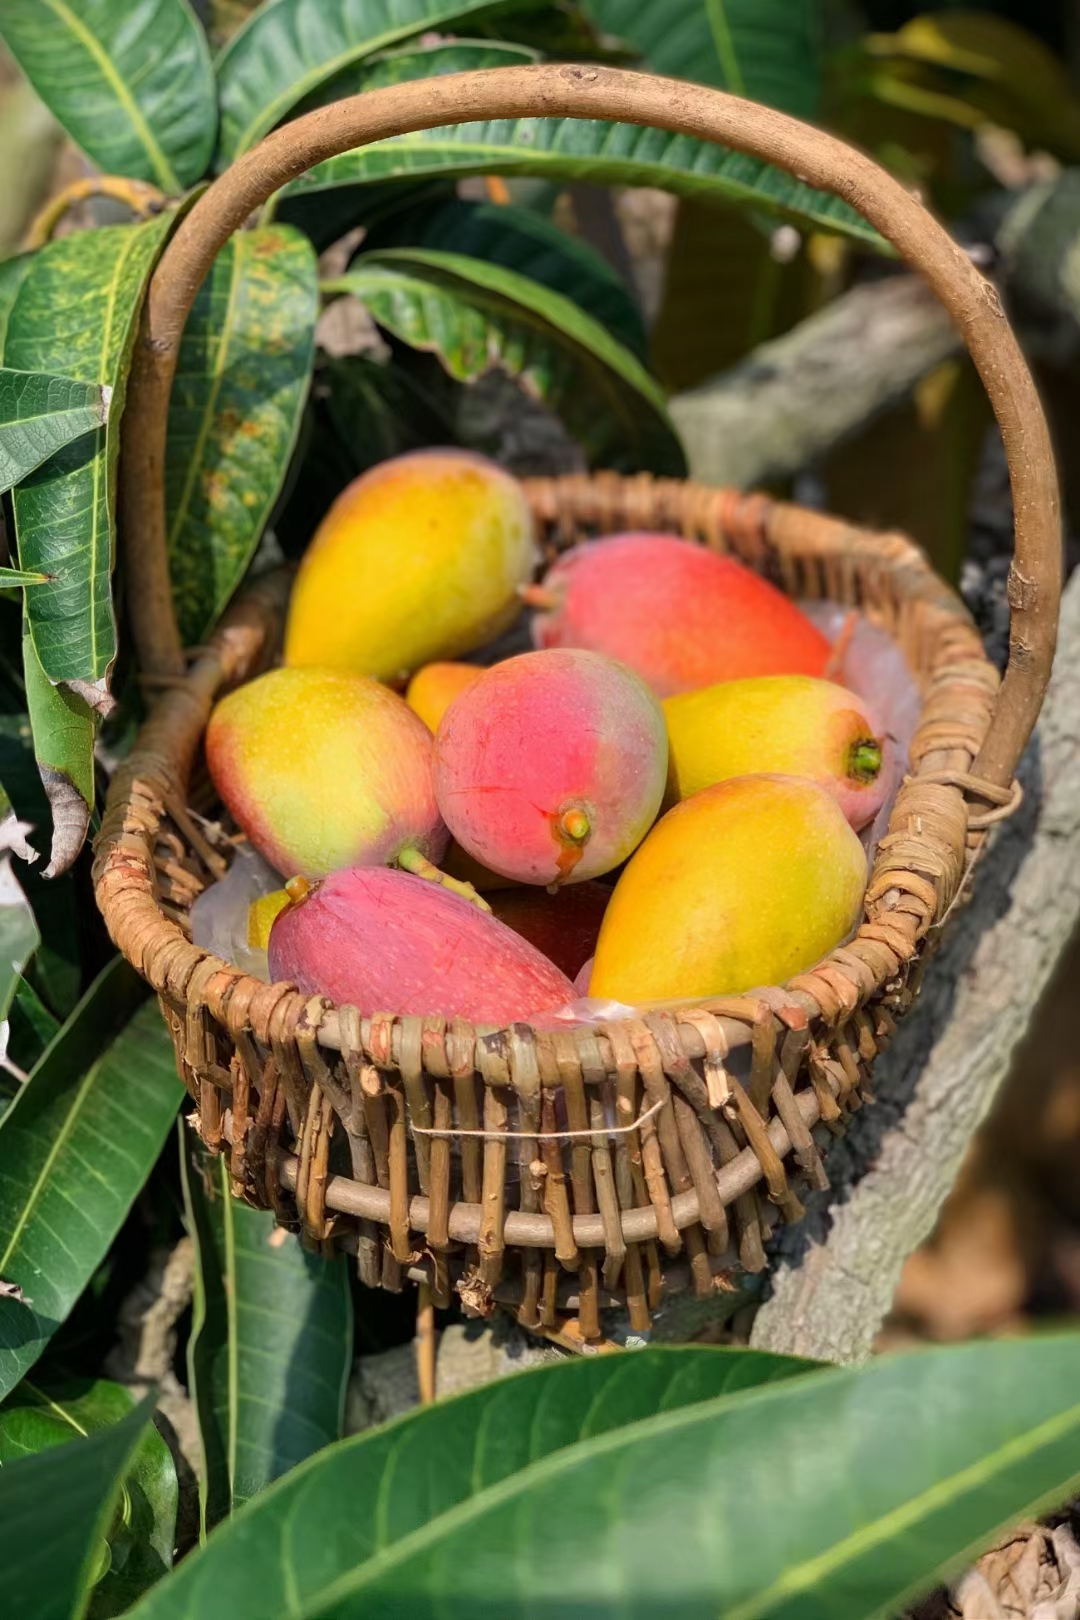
[397, 846, 492, 911]
[285, 875, 311, 903]
[518, 583, 559, 611]
[848, 738, 883, 783]
[558, 806, 591, 843]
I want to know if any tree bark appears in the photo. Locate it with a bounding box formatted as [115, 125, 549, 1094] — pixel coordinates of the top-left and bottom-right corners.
[669, 274, 962, 489]
[751, 568, 1080, 1364]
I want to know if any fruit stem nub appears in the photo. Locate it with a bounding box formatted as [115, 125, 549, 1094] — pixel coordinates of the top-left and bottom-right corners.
[848, 738, 883, 783]
[558, 806, 591, 843]
[518, 583, 559, 611]
[285, 875, 311, 903]
[397, 845, 492, 911]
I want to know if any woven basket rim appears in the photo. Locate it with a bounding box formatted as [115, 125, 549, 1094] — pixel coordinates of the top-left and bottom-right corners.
[95, 471, 999, 1067]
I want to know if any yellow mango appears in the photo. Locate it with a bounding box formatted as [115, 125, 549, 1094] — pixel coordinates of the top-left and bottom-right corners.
[285, 450, 536, 679]
[588, 775, 867, 1003]
[247, 889, 292, 950]
[663, 675, 887, 830]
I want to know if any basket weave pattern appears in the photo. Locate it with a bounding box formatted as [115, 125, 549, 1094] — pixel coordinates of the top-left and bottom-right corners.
[95, 473, 1001, 1332]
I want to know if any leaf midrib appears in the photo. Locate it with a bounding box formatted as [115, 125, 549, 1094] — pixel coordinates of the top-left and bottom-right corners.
[36, 0, 180, 192]
[705, 0, 745, 94]
[285, 1367, 1080, 1617]
[0, 1057, 102, 1281]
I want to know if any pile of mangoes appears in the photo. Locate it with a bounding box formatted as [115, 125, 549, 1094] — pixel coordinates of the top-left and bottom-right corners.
[206, 450, 888, 1022]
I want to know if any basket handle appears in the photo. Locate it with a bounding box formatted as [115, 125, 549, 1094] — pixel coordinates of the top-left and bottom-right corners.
[122, 62, 1060, 788]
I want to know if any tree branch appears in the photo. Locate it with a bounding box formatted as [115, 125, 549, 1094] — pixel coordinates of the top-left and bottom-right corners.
[751, 567, 1080, 1364]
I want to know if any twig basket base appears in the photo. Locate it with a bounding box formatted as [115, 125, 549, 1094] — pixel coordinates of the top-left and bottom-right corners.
[96, 473, 1004, 1336]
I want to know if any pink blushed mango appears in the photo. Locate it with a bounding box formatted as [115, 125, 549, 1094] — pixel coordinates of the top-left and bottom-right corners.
[663, 675, 888, 831]
[206, 667, 446, 880]
[527, 533, 830, 696]
[268, 867, 575, 1022]
[434, 649, 668, 886]
[285, 449, 536, 679]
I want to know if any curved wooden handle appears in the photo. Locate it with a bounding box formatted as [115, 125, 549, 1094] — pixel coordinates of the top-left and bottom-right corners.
[122, 62, 1061, 786]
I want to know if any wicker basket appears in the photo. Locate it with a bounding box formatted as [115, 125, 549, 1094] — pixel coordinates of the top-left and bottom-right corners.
[95, 65, 1061, 1338]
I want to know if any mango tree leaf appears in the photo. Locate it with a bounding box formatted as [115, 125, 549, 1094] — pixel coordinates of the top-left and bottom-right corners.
[166, 224, 317, 646]
[0, 962, 184, 1402]
[582, 0, 822, 116]
[214, 0, 533, 164]
[0, 1389, 157, 1620]
[0, 256, 32, 354]
[285, 48, 880, 249]
[0, 369, 109, 496]
[0, 716, 80, 1014]
[0, 1378, 177, 1617]
[126, 1345, 814, 1619]
[129, 1334, 1080, 1620]
[22, 626, 95, 878]
[0, 0, 216, 191]
[5, 213, 175, 692]
[365, 196, 647, 362]
[5, 976, 59, 1077]
[332, 248, 685, 473]
[182, 1138, 352, 1528]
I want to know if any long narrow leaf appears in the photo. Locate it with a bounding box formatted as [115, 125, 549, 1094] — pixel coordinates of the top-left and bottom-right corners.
[215, 0, 530, 164]
[5, 214, 175, 691]
[0, 0, 216, 191]
[166, 225, 317, 645]
[364, 197, 647, 362]
[0, 256, 32, 355]
[0, 1378, 177, 1616]
[0, 1390, 157, 1620]
[21, 626, 95, 878]
[334, 248, 684, 472]
[0, 369, 108, 496]
[182, 1139, 352, 1527]
[129, 1336, 1080, 1620]
[127, 1345, 814, 1619]
[282, 43, 881, 247]
[0, 962, 184, 1401]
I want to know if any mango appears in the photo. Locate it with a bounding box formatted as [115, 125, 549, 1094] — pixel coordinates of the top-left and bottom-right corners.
[488, 881, 611, 980]
[285, 449, 537, 679]
[434, 649, 668, 885]
[406, 661, 483, 732]
[206, 667, 446, 881]
[247, 888, 291, 949]
[588, 776, 867, 1003]
[664, 675, 887, 830]
[526, 533, 830, 696]
[268, 866, 575, 1022]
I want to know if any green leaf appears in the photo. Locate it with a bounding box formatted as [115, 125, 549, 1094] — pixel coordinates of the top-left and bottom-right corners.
[182, 1138, 352, 1528]
[0, 1378, 177, 1617]
[333, 248, 685, 473]
[127, 1345, 813, 1619]
[166, 224, 317, 645]
[129, 1334, 1080, 1620]
[0, 0, 216, 191]
[214, 0, 534, 164]
[6, 214, 175, 691]
[0, 1389, 157, 1620]
[0, 715, 80, 1013]
[0, 369, 108, 496]
[22, 625, 96, 879]
[0, 256, 32, 358]
[583, 0, 822, 116]
[0, 962, 184, 1401]
[284, 41, 879, 247]
[365, 196, 647, 362]
[5, 976, 60, 1076]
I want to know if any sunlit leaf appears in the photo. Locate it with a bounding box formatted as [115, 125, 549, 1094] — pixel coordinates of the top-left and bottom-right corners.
[6, 215, 175, 690]
[0, 0, 216, 191]
[0, 369, 108, 497]
[130, 1336, 1080, 1620]
[166, 225, 317, 645]
[0, 962, 183, 1401]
